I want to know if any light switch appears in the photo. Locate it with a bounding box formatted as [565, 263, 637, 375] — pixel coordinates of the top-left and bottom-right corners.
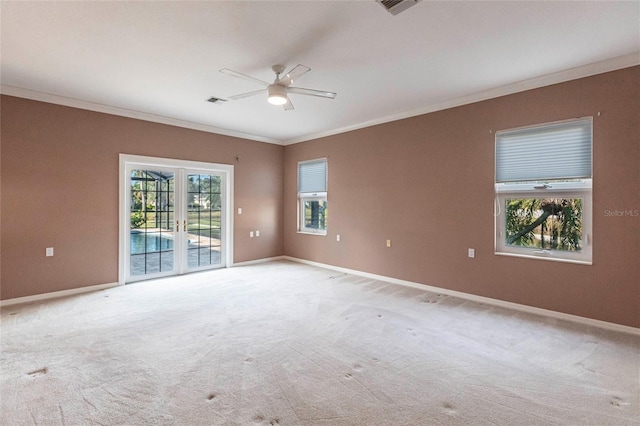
[468, 248, 475, 258]
[238, 207, 242, 215]
[46, 247, 54, 257]
[386, 239, 391, 248]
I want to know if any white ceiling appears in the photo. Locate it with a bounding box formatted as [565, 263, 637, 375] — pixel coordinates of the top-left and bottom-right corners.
[2, 1, 639, 145]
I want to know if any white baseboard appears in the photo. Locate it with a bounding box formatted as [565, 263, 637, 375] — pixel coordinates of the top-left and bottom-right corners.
[4, 257, 636, 336]
[0, 282, 119, 307]
[283, 256, 640, 336]
[0, 255, 289, 307]
[232, 256, 286, 267]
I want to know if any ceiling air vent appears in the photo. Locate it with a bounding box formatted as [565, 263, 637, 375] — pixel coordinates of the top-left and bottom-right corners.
[207, 97, 227, 104]
[376, 0, 421, 16]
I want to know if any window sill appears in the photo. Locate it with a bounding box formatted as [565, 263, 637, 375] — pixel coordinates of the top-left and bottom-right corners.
[495, 251, 592, 265]
[297, 231, 327, 236]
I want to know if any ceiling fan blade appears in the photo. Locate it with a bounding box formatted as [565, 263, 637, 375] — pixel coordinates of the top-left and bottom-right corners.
[279, 64, 311, 87]
[288, 86, 337, 99]
[220, 68, 269, 87]
[283, 96, 294, 111]
[227, 89, 266, 101]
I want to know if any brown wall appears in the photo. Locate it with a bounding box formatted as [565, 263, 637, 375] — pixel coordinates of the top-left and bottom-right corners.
[2, 67, 638, 328]
[1, 96, 284, 300]
[284, 66, 640, 328]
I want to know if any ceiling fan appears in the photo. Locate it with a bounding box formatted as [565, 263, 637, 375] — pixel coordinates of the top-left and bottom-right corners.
[219, 64, 336, 110]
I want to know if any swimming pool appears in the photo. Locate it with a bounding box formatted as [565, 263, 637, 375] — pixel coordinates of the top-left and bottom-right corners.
[130, 232, 174, 254]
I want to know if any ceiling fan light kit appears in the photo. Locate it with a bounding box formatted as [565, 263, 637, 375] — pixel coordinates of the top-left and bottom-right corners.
[218, 64, 337, 111]
[267, 85, 288, 105]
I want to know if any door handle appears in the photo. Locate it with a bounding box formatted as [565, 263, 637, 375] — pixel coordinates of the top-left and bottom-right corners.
[176, 221, 179, 232]
[184, 220, 187, 232]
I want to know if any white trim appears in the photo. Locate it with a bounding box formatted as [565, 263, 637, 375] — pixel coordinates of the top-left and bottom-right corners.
[494, 183, 593, 264]
[283, 53, 640, 145]
[282, 256, 640, 336]
[494, 252, 592, 266]
[3, 258, 637, 336]
[3, 54, 637, 147]
[298, 192, 328, 235]
[119, 154, 234, 284]
[0, 267, 238, 306]
[0, 282, 118, 307]
[0, 85, 282, 145]
[296, 231, 327, 236]
[231, 256, 286, 267]
[495, 180, 592, 194]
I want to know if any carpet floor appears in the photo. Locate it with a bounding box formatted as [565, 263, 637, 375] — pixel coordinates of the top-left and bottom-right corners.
[1, 260, 638, 425]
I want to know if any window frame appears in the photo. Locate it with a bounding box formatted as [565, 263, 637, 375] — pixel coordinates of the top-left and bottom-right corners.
[297, 158, 328, 236]
[298, 191, 328, 235]
[494, 117, 593, 265]
[495, 180, 592, 264]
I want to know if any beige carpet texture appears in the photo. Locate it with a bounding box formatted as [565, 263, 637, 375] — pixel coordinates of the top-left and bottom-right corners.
[1, 261, 638, 425]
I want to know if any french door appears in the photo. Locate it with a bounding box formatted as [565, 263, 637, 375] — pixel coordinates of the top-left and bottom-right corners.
[119, 155, 233, 284]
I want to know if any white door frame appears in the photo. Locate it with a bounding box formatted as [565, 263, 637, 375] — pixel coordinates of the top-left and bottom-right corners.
[118, 154, 234, 285]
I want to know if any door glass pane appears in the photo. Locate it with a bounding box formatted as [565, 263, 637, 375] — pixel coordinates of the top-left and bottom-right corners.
[130, 169, 175, 276]
[187, 174, 222, 269]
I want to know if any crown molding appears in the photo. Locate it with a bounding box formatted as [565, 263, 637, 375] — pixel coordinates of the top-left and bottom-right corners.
[3, 53, 637, 147]
[283, 52, 640, 145]
[0, 85, 284, 145]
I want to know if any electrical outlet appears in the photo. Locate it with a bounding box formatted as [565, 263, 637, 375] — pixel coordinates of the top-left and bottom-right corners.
[336, 234, 341, 242]
[238, 207, 242, 215]
[468, 248, 475, 258]
[255, 230, 260, 237]
[250, 231, 254, 238]
[46, 247, 54, 257]
[386, 239, 391, 248]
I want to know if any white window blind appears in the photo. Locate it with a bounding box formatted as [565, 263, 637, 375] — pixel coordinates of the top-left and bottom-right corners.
[298, 159, 327, 193]
[495, 117, 592, 183]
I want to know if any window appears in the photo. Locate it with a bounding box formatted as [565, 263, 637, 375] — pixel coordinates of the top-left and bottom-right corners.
[495, 117, 592, 264]
[298, 158, 327, 235]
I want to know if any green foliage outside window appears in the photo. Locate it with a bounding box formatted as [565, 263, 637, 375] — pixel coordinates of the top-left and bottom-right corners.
[304, 200, 327, 231]
[130, 212, 147, 229]
[505, 198, 582, 251]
